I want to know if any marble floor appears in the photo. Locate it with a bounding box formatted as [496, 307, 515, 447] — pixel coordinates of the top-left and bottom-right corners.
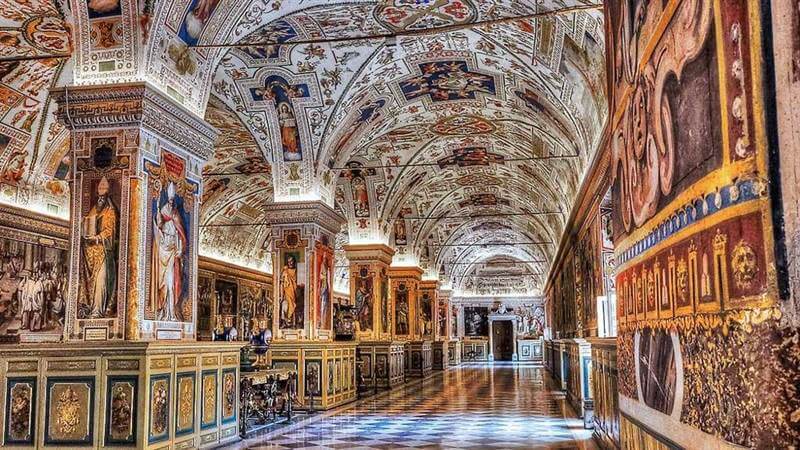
[225, 363, 597, 450]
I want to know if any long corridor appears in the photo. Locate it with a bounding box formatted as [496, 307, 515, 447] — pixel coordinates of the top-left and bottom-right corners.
[227, 364, 596, 450]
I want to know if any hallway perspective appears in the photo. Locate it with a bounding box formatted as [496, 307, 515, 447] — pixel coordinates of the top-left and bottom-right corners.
[1, 1, 799, 448]
[228, 364, 595, 450]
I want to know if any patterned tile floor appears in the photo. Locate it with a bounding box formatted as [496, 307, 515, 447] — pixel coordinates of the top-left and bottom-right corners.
[225, 363, 597, 450]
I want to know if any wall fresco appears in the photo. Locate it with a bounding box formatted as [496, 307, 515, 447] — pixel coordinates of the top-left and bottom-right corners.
[394, 283, 410, 336]
[146, 152, 196, 324]
[604, 0, 795, 446]
[464, 306, 488, 337]
[0, 229, 68, 342]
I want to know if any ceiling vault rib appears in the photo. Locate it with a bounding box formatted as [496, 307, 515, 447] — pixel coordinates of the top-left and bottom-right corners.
[201, 154, 581, 177]
[189, 4, 603, 50]
[428, 241, 554, 248]
[404, 212, 563, 220]
[332, 155, 580, 170]
[0, 54, 71, 63]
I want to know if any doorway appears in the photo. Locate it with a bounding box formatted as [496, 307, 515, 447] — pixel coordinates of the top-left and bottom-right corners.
[492, 320, 514, 361]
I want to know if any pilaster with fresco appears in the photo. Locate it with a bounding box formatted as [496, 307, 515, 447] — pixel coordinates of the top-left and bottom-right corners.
[262, 201, 357, 410]
[344, 244, 405, 390]
[51, 83, 216, 342]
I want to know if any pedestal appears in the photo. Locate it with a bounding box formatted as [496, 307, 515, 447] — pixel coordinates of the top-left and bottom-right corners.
[448, 340, 462, 366]
[0, 341, 243, 449]
[357, 341, 404, 390]
[268, 341, 357, 410]
[517, 338, 544, 364]
[432, 341, 449, 370]
[406, 340, 432, 378]
[565, 339, 593, 418]
[462, 338, 489, 362]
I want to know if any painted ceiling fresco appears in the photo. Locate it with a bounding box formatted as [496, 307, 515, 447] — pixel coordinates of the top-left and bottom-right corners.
[0, 0, 72, 218]
[3, 0, 607, 296]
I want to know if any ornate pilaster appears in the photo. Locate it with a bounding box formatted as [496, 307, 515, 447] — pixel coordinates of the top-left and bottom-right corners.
[264, 201, 345, 341]
[344, 244, 394, 341]
[52, 83, 217, 342]
[388, 266, 423, 340]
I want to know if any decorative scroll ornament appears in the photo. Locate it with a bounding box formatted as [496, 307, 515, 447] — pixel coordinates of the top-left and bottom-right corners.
[611, 0, 713, 232]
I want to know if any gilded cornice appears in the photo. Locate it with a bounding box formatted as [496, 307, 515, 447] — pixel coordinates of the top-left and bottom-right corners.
[51, 82, 218, 161]
[388, 266, 424, 279]
[262, 200, 346, 235]
[344, 243, 395, 265]
[419, 280, 439, 290]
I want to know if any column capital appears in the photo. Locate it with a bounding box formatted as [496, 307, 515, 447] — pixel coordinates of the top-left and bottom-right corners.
[344, 243, 395, 265]
[419, 280, 439, 290]
[51, 82, 218, 162]
[263, 200, 346, 237]
[388, 266, 424, 280]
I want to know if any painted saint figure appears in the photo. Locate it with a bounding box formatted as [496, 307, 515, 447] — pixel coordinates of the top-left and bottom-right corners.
[151, 182, 188, 322]
[352, 173, 369, 217]
[355, 281, 372, 332]
[82, 176, 118, 318]
[281, 255, 298, 328]
[278, 102, 302, 161]
[181, 0, 221, 44]
[318, 254, 331, 329]
[395, 285, 409, 335]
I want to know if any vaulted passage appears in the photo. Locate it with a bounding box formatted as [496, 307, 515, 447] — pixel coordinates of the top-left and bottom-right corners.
[0, 1, 798, 449]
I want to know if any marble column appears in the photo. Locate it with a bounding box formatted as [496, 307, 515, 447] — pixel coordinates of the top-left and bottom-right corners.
[344, 244, 394, 341]
[52, 83, 216, 341]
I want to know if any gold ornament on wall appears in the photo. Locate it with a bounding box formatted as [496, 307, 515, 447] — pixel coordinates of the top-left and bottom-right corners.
[731, 240, 758, 289]
[55, 387, 81, 435]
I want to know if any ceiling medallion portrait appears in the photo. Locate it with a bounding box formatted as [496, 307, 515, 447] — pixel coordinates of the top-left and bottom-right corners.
[374, 0, 478, 33]
[430, 115, 496, 135]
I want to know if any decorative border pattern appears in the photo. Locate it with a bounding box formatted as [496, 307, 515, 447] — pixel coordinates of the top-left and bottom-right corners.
[615, 178, 764, 268]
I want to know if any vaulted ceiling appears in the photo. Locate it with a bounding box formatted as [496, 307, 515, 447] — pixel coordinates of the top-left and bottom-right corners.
[1, 0, 607, 296]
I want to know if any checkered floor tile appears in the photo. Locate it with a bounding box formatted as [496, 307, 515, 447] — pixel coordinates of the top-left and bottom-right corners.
[225, 363, 596, 450]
